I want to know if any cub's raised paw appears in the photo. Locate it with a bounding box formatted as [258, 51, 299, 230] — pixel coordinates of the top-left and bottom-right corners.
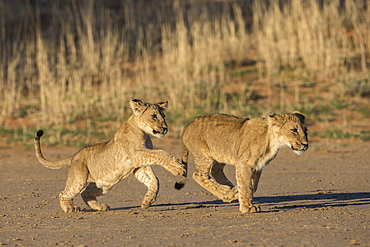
[169, 159, 186, 176]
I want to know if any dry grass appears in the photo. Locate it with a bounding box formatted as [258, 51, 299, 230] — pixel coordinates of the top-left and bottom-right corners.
[0, 0, 369, 145]
[253, 0, 370, 99]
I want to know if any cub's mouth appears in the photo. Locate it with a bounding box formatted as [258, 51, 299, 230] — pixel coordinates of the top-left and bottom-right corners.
[292, 143, 309, 155]
[153, 127, 168, 136]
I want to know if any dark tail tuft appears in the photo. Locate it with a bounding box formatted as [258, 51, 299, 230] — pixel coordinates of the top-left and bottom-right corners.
[174, 181, 185, 190]
[35, 130, 44, 140]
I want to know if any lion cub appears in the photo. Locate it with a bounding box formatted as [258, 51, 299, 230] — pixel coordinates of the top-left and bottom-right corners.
[34, 98, 185, 213]
[175, 112, 308, 214]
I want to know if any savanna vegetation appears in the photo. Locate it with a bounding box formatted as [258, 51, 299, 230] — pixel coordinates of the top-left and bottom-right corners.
[1, 0, 369, 148]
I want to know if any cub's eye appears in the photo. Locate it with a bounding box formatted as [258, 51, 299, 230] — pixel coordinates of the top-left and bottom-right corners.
[151, 114, 157, 120]
[291, 128, 298, 134]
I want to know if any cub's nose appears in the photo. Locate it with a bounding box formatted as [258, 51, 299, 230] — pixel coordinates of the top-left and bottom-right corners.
[302, 143, 309, 151]
[163, 127, 168, 134]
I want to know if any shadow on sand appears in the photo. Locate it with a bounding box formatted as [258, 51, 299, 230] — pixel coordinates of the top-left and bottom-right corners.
[111, 191, 370, 212]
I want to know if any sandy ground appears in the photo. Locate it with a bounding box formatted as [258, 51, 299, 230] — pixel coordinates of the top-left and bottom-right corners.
[1, 139, 369, 246]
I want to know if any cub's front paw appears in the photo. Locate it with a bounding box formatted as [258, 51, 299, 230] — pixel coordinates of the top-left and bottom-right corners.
[64, 205, 81, 213]
[240, 204, 261, 214]
[141, 192, 157, 209]
[100, 204, 110, 211]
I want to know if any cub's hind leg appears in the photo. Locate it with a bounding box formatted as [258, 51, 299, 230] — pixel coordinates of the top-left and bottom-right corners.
[81, 183, 111, 211]
[59, 161, 88, 212]
[193, 157, 233, 201]
[186, 140, 233, 202]
[211, 162, 238, 202]
[134, 166, 159, 209]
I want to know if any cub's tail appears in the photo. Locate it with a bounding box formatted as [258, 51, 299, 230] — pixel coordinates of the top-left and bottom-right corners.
[34, 130, 72, 169]
[174, 140, 188, 190]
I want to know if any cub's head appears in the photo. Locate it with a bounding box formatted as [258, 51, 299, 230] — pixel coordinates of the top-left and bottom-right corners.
[268, 111, 308, 155]
[130, 97, 168, 138]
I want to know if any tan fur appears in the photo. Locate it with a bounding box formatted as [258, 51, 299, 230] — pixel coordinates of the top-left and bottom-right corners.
[34, 98, 185, 213]
[175, 112, 308, 214]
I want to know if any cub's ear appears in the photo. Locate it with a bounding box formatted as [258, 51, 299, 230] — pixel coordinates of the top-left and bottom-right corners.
[292, 111, 306, 123]
[130, 97, 145, 115]
[156, 101, 168, 111]
[268, 113, 285, 127]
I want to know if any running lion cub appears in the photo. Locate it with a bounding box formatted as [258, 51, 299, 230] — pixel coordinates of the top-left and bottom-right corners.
[175, 112, 308, 214]
[34, 98, 185, 213]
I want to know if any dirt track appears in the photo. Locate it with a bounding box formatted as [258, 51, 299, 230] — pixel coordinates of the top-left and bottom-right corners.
[1, 140, 369, 246]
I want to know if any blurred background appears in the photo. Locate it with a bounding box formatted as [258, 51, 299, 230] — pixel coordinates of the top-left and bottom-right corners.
[0, 0, 369, 148]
